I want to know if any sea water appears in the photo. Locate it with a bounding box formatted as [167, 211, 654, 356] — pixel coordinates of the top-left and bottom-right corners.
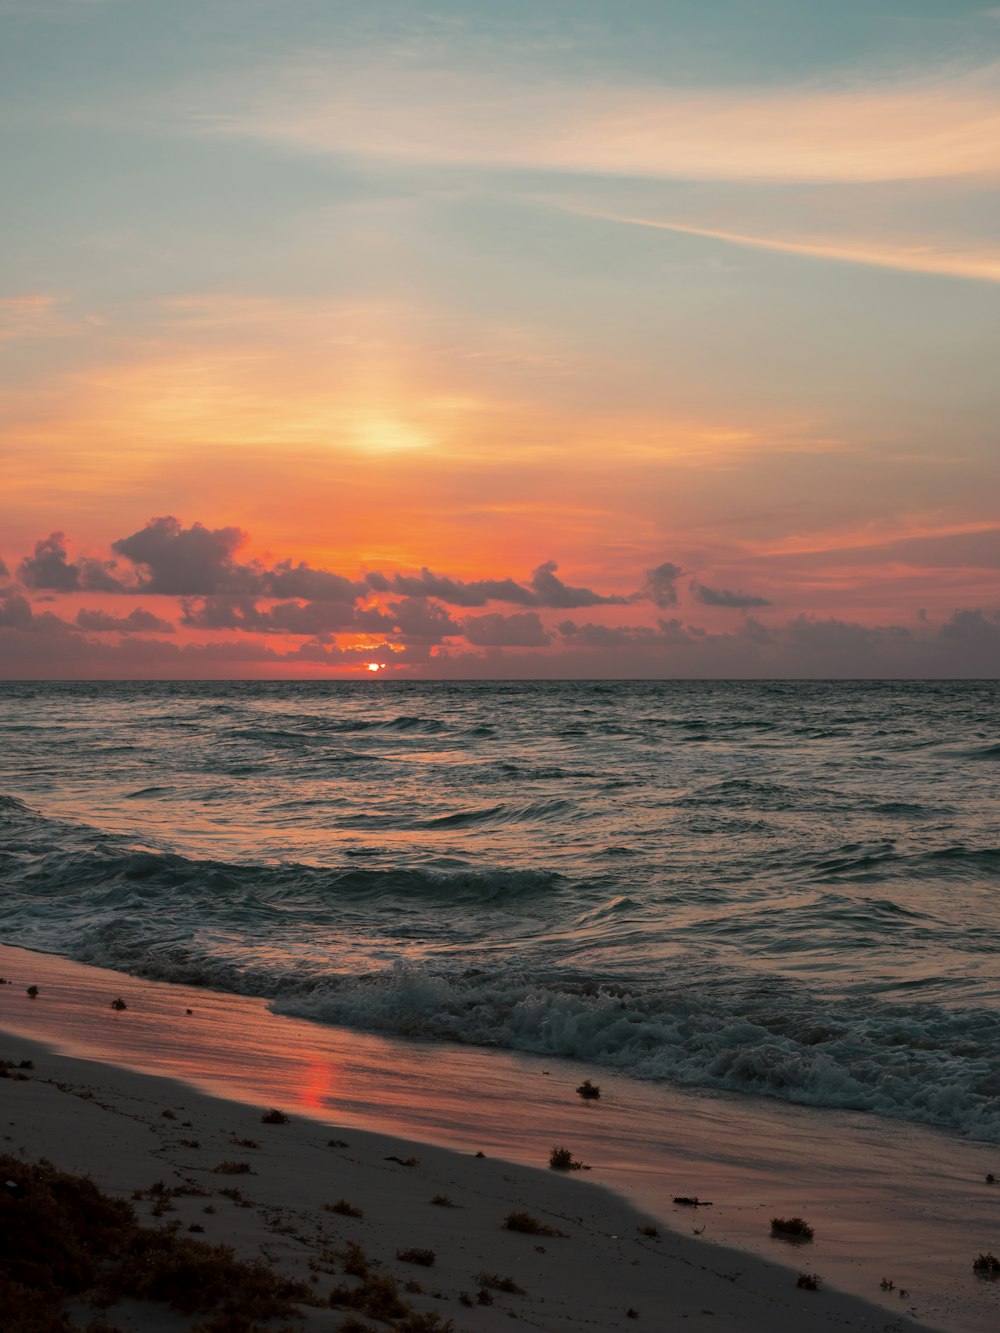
[2, 679, 998, 1141]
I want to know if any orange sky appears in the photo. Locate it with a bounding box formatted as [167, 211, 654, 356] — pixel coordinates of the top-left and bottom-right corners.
[1, 1, 998, 676]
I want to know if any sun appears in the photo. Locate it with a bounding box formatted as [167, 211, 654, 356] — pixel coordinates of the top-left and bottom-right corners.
[366, 662, 384, 672]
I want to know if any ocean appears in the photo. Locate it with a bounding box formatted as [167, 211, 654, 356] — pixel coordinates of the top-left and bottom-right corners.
[2, 679, 999, 1141]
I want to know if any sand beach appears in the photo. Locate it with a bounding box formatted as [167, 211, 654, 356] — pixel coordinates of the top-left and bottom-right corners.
[4, 944, 998, 1332]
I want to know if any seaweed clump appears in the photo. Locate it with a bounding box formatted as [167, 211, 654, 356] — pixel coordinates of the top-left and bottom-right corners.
[549, 1146, 590, 1171]
[771, 1216, 814, 1242]
[0, 1151, 314, 1333]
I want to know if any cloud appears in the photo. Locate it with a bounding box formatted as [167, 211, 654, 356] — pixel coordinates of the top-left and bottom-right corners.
[559, 620, 656, 647]
[112, 516, 261, 595]
[18, 532, 83, 591]
[380, 597, 462, 643]
[179, 595, 259, 631]
[0, 592, 71, 636]
[632, 561, 683, 609]
[579, 212, 1000, 285]
[0, 557, 9, 581]
[691, 581, 771, 608]
[530, 561, 626, 608]
[17, 531, 140, 593]
[363, 562, 624, 608]
[0, 593, 35, 630]
[0, 294, 74, 343]
[365, 567, 537, 607]
[784, 614, 911, 652]
[199, 59, 1000, 184]
[180, 595, 357, 637]
[75, 607, 175, 633]
[762, 525, 1000, 572]
[938, 608, 1000, 644]
[266, 561, 365, 601]
[461, 611, 551, 647]
[560, 617, 695, 647]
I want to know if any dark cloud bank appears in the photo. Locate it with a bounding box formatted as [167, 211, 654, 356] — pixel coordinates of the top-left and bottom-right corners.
[2, 517, 998, 677]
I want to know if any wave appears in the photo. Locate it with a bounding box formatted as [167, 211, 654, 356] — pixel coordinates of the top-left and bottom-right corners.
[327, 715, 450, 735]
[808, 842, 1000, 883]
[269, 965, 1000, 1142]
[0, 797, 561, 917]
[424, 799, 577, 829]
[967, 743, 1000, 760]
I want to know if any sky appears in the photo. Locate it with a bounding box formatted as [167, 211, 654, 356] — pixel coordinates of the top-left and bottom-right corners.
[1, 0, 998, 678]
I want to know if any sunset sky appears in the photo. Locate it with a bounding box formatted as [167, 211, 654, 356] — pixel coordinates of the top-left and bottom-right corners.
[2, 0, 999, 677]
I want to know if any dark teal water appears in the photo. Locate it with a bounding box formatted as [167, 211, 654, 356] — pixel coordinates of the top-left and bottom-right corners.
[2, 680, 999, 1138]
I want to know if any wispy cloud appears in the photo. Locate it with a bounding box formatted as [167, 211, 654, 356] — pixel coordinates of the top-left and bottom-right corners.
[0, 295, 77, 341]
[573, 211, 1000, 283]
[193, 58, 1000, 184]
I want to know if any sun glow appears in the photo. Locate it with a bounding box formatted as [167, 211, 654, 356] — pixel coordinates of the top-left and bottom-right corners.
[366, 661, 384, 672]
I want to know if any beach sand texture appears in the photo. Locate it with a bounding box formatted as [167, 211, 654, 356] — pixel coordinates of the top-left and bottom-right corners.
[5, 945, 998, 1331]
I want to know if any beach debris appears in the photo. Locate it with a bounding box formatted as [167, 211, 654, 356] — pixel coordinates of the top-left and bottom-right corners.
[261, 1107, 288, 1124]
[549, 1145, 590, 1171]
[25, 985, 39, 998]
[218, 1186, 254, 1207]
[973, 1251, 1000, 1277]
[325, 1199, 363, 1218]
[797, 1273, 822, 1290]
[880, 1278, 895, 1291]
[673, 1196, 713, 1207]
[327, 1137, 349, 1148]
[396, 1247, 435, 1267]
[385, 1155, 418, 1167]
[771, 1216, 814, 1242]
[637, 1225, 658, 1237]
[110, 997, 127, 1011]
[504, 1211, 567, 1237]
[161, 1109, 176, 1119]
[342, 1241, 369, 1277]
[185, 1007, 193, 1014]
[430, 1194, 459, 1207]
[576, 1078, 601, 1100]
[477, 1287, 495, 1305]
[329, 1270, 409, 1320]
[474, 1150, 486, 1158]
[474, 1271, 526, 1295]
[5, 1178, 24, 1196]
[627, 1309, 639, 1319]
[0, 976, 10, 984]
[0, 1058, 33, 1081]
[986, 1172, 996, 1183]
[693, 1224, 706, 1235]
[0, 1151, 312, 1327]
[230, 1136, 259, 1149]
[212, 1160, 254, 1174]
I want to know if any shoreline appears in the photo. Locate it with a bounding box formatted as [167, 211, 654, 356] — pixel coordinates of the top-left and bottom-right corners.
[2, 1032, 923, 1333]
[2, 944, 997, 1330]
